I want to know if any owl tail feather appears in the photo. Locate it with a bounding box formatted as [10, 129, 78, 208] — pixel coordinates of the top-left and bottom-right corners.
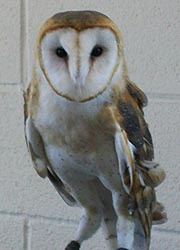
[135, 160, 167, 225]
[136, 160, 166, 188]
[115, 126, 167, 248]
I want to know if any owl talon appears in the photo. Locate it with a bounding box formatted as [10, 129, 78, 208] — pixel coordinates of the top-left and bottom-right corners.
[116, 248, 129, 250]
[65, 241, 80, 250]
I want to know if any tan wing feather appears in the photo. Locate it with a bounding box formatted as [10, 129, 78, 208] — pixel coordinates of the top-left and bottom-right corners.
[111, 81, 167, 243]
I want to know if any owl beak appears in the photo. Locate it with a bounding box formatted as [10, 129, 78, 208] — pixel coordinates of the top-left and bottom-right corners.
[70, 62, 89, 94]
[72, 74, 86, 94]
[77, 75, 85, 87]
[75, 77, 85, 94]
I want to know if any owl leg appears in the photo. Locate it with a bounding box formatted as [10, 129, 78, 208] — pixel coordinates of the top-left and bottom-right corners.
[64, 179, 102, 250]
[133, 218, 148, 250]
[98, 185, 118, 249]
[94, 178, 118, 249]
[99, 175, 134, 250]
[102, 204, 118, 250]
[112, 192, 135, 250]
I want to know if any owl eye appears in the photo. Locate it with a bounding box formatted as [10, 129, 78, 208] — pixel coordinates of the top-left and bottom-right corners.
[91, 46, 103, 57]
[55, 47, 68, 58]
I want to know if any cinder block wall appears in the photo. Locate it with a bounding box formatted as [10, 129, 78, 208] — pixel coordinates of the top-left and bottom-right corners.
[0, 1, 180, 249]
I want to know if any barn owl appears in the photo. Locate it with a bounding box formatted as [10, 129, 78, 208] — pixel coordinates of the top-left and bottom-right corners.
[24, 11, 167, 250]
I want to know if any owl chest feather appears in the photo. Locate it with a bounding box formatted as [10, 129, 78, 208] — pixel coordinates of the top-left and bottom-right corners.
[35, 87, 118, 173]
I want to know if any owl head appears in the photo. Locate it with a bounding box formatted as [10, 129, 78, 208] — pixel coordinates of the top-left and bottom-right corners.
[36, 11, 127, 102]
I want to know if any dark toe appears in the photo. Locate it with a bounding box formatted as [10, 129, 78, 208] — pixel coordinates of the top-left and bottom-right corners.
[116, 248, 129, 250]
[65, 241, 80, 250]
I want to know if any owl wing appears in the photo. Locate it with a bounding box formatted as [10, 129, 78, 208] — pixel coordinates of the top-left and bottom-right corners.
[24, 87, 76, 206]
[122, 79, 153, 161]
[121, 80, 166, 187]
[110, 80, 166, 243]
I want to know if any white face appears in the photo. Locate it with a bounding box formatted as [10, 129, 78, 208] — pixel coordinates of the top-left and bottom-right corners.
[40, 27, 119, 102]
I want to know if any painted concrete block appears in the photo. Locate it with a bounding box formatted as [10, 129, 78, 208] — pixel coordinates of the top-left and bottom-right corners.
[0, 1, 21, 83]
[151, 230, 180, 250]
[145, 99, 180, 232]
[0, 214, 24, 250]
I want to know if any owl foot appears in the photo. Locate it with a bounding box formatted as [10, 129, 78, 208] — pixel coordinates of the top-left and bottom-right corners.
[116, 248, 129, 250]
[65, 241, 80, 250]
